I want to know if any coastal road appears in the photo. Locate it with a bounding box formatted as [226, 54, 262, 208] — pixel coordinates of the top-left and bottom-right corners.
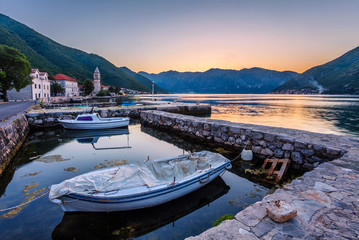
[0, 101, 34, 121]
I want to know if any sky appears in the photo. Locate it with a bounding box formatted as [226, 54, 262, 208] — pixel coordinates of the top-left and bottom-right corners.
[1, 0, 359, 74]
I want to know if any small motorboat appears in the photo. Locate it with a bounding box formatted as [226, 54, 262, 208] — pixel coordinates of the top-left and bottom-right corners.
[51, 177, 229, 239]
[58, 113, 129, 130]
[49, 151, 231, 212]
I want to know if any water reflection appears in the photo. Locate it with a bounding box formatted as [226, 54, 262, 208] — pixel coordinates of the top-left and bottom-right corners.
[52, 177, 229, 240]
[130, 94, 359, 137]
[61, 129, 131, 150]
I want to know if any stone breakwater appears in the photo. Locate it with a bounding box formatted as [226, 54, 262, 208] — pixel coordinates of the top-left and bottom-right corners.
[138, 111, 359, 239]
[140, 110, 346, 171]
[26, 103, 211, 127]
[0, 114, 29, 174]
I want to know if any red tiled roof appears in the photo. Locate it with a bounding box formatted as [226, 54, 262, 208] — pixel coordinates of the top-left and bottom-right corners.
[32, 69, 39, 73]
[39, 72, 47, 75]
[53, 74, 77, 82]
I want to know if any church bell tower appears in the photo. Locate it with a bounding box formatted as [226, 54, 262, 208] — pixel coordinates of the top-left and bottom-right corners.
[93, 67, 101, 94]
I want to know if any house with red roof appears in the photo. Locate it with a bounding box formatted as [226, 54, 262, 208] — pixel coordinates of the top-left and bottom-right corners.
[53, 74, 79, 97]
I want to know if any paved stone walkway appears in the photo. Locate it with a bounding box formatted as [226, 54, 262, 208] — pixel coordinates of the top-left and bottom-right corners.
[186, 131, 359, 239]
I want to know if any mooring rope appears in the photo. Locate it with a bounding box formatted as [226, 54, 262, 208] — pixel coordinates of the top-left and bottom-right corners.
[0, 190, 49, 212]
[29, 122, 60, 128]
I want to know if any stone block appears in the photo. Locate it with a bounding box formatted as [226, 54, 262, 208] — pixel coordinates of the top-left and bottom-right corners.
[229, 126, 241, 134]
[266, 200, 297, 223]
[294, 141, 307, 149]
[203, 123, 211, 130]
[277, 136, 295, 144]
[326, 148, 341, 157]
[273, 149, 284, 158]
[203, 130, 210, 137]
[220, 126, 229, 133]
[261, 148, 273, 156]
[252, 146, 262, 154]
[300, 149, 315, 157]
[245, 129, 252, 135]
[291, 199, 323, 224]
[214, 137, 224, 143]
[264, 133, 275, 142]
[282, 143, 294, 151]
[252, 132, 264, 140]
[314, 182, 337, 192]
[291, 152, 303, 165]
[221, 133, 229, 141]
[251, 220, 274, 238]
[258, 140, 267, 147]
[228, 137, 235, 144]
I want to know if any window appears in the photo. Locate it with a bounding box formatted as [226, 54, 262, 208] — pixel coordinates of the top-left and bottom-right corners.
[77, 116, 93, 121]
[35, 84, 37, 89]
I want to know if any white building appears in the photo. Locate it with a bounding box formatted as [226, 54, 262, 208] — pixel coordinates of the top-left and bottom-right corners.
[93, 67, 101, 94]
[53, 74, 79, 97]
[7, 69, 51, 100]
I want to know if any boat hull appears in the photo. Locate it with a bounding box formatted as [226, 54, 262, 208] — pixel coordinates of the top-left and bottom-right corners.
[58, 119, 129, 130]
[58, 162, 230, 212]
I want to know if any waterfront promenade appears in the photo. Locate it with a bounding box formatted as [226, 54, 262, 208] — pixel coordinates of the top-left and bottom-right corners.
[0, 101, 33, 122]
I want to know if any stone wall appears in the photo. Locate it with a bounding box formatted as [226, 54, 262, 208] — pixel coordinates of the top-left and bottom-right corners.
[140, 110, 345, 171]
[26, 103, 211, 127]
[0, 115, 29, 175]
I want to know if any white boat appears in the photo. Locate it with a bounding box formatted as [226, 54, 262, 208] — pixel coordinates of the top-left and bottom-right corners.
[58, 113, 129, 130]
[49, 151, 232, 212]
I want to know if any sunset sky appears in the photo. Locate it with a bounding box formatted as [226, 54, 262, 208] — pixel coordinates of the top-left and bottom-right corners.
[1, 0, 359, 74]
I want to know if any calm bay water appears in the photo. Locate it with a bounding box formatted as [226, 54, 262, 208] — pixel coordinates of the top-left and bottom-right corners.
[0, 124, 269, 240]
[131, 94, 359, 137]
[1, 94, 358, 239]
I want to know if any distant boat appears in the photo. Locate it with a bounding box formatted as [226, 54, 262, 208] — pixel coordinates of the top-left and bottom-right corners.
[57, 113, 129, 130]
[49, 151, 232, 212]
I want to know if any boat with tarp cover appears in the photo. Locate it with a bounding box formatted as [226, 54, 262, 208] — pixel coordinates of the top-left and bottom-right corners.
[49, 151, 231, 212]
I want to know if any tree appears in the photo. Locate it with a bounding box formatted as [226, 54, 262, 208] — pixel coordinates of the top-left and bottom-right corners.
[96, 89, 109, 96]
[0, 45, 32, 102]
[82, 79, 94, 95]
[108, 86, 115, 93]
[51, 81, 65, 96]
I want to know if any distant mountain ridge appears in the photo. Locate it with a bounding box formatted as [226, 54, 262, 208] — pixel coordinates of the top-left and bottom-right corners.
[139, 68, 298, 94]
[0, 13, 167, 93]
[272, 46, 359, 94]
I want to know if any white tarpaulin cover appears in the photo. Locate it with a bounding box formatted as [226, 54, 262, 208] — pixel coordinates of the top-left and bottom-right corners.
[49, 151, 229, 201]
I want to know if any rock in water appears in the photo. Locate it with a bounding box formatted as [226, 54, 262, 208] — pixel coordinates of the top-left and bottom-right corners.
[266, 200, 297, 222]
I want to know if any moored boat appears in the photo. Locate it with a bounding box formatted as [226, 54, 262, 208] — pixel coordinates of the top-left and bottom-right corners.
[49, 151, 231, 212]
[57, 113, 129, 130]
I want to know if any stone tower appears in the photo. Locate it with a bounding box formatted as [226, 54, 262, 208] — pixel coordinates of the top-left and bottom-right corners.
[93, 67, 101, 94]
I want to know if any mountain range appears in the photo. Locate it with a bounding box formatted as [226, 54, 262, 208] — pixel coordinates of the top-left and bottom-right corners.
[0, 13, 167, 93]
[271, 46, 359, 94]
[139, 68, 298, 94]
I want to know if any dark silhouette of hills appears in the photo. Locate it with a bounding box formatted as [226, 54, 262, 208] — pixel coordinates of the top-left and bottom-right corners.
[139, 68, 298, 93]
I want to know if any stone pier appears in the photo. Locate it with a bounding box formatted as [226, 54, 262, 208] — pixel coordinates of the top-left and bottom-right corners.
[140, 110, 359, 239]
[0, 114, 29, 174]
[140, 110, 348, 171]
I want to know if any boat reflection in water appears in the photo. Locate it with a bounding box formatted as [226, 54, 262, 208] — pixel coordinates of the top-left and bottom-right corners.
[61, 128, 131, 150]
[52, 177, 229, 239]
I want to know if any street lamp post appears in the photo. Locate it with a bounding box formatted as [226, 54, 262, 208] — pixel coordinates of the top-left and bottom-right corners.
[152, 81, 154, 101]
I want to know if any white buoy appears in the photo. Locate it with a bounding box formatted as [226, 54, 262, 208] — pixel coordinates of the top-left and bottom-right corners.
[240, 149, 253, 161]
